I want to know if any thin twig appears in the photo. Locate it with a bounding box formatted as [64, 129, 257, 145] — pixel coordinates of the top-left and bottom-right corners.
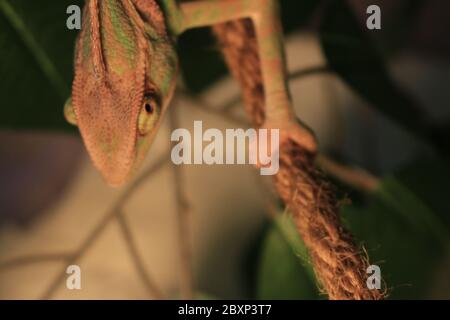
[117, 211, 166, 299]
[169, 104, 194, 300]
[288, 65, 332, 81]
[316, 155, 380, 193]
[40, 153, 170, 299]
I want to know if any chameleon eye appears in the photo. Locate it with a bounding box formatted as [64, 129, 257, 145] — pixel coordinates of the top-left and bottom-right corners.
[138, 95, 161, 136]
[145, 102, 154, 114]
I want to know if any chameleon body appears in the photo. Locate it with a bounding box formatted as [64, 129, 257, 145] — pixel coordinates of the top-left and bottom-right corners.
[66, 0, 316, 186]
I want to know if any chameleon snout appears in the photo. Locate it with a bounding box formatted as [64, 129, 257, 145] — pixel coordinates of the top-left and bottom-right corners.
[80, 125, 137, 187]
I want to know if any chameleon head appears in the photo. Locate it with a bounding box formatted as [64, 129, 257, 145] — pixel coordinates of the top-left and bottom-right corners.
[65, 0, 178, 186]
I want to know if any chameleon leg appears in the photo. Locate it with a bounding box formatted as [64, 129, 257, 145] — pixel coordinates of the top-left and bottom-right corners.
[177, 0, 317, 153]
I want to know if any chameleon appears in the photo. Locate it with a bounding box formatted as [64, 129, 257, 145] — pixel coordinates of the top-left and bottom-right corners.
[65, 0, 317, 186]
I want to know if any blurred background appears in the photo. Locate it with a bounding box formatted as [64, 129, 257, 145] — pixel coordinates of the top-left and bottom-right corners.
[0, 0, 449, 299]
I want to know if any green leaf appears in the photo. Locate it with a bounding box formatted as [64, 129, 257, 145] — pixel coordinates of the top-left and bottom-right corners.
[256, 213, 319, 300]
[320, 0, 429, 142]
[0, 0, 82, 130]
[342, 157, 450, 299]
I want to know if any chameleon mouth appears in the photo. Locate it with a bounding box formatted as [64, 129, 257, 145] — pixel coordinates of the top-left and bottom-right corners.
[92, 143, 135, 187]
[79, 127, 136, 187]
[98, 165, 131, 187]
[86, 151, 132, 187]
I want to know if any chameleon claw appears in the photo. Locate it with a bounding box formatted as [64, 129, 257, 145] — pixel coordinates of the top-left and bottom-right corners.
[249, 118, 317, 171]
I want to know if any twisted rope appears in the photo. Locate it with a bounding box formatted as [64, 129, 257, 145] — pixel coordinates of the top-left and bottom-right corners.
[212, 19, 384, 300]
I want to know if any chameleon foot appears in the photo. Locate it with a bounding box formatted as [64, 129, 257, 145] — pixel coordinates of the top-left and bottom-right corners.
[250, 119, 317, 171]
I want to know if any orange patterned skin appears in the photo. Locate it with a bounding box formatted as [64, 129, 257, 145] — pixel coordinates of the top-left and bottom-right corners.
[65, 0, 316, 186]
[66, 0, 177, 185]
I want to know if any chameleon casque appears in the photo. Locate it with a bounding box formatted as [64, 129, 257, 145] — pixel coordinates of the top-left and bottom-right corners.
[65, 0, 317, 186]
